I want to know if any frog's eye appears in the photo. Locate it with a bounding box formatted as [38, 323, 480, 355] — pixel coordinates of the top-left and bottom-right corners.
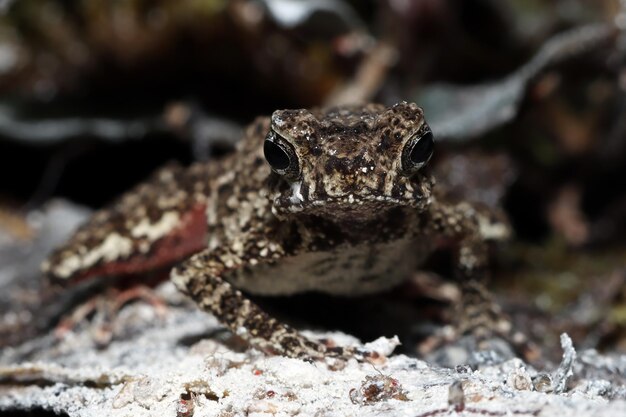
[264, 131, 300, 180]
[401, 126, 434, 175]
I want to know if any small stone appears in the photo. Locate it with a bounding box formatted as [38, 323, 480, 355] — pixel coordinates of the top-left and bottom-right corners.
[508, 367, 533, 391]
[532, 374, 553, 393]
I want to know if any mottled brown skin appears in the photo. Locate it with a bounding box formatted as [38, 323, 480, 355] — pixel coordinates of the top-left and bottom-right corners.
[43, 102, 508, 361]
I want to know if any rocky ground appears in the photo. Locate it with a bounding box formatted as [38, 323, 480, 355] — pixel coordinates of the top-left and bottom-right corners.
[2, 292, 626, 417]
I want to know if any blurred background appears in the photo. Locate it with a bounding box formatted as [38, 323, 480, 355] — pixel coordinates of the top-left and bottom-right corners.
[0, 0, 625, 362]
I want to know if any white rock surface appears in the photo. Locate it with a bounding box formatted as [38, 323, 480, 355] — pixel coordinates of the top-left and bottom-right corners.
[1, 282, 626, 417]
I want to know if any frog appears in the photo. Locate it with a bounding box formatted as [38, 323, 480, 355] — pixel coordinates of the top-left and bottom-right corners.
[42, 101, 510, 361]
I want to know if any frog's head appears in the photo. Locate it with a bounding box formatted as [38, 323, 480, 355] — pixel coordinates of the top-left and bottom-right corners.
[265, 102, 434, 221]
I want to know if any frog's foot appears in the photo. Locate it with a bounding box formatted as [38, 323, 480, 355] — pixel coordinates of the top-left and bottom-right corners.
[55, 285, 167, 346]
[458, 280, 539, 361]
[323, 342, 386, 364]
[418, 281, 538, 365]
[242, 310, 383, 366]
[241, 319, 386, 366]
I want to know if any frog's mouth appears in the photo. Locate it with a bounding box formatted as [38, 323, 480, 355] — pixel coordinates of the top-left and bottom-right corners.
[272, 188, 428, 221]
[270, 173, 433, 220]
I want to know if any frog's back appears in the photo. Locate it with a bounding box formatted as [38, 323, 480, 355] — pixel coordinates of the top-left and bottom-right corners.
[41, 114, 269, 285]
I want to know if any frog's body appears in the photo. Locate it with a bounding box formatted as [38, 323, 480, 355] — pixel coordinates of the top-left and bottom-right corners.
[230, 237, 425, 296]
[43, 102, 508, 361]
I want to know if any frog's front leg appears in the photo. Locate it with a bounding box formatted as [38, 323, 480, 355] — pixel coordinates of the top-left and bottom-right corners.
[453, 234, 511, 338]
[428, 201, 511, 338]
[171, 248, 362, 362]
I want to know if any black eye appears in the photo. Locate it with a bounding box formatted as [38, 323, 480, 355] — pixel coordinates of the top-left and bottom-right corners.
[401, 127, 434, 175]
[263, 131, 300, 179]
[409, 130, 434, 164]
[264, 140, 290, 170]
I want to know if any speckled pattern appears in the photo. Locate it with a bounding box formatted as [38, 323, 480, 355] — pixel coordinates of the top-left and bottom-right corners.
[43, 102, 510, 361]
[42, 163, 216, 282]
